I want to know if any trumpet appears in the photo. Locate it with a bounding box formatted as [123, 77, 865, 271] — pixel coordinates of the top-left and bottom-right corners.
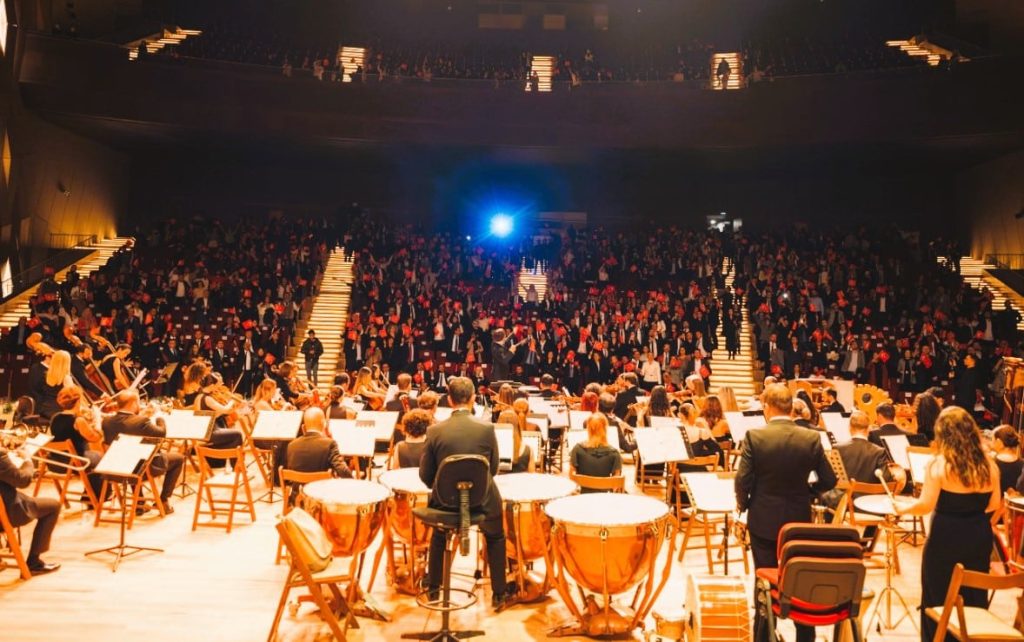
[0, 427, 93, 473]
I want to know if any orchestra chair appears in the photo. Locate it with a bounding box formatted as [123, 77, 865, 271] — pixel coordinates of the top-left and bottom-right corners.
[276, 467, 332, 564]
[926, 562, 1024, 642]
[402, 454, 490, 642]
[755, 524, 867, 642]
[94, 461, 166, 530]
[718, 439, 736, 471]
[0, 498, 31, 580]
[843, 478, 906, 570]
[227, 409, 273, 488]
[14, 396, 47, 431]
[31, 440, 98, 509]
[673, 456, 747, 574]
[268, 508, 358, 642]
[570, 472, 625, 493]
[192, 446, 256, 533]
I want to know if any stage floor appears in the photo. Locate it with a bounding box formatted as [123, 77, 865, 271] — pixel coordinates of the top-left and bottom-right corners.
[0, 462, 1010, 642]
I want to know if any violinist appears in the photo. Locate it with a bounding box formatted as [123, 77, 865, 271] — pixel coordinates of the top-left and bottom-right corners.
[193, 373, 246, 466]
[179, 361, 211, 407]
[252, 378, 293, 412]
[326, 385, 355, 420]
[384, 373, 415, 421]
[352, 366, 387, 410]
[99, 343, 133, 392]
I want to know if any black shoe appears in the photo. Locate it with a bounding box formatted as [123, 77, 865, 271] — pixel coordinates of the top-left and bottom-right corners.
[161, 503, 175, 515]
[27, 561, 61, 576]
[492, 585, 518, 612]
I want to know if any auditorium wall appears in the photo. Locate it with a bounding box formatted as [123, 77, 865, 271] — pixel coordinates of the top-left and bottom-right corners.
[959, 149, 1024, 261]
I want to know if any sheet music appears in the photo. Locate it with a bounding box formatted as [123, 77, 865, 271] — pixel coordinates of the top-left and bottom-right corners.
[819, 432, 833, 451]
[95, 438, 157, 477]
[527, 416, 550, 440]
[332, 420, 377, 457]
[649, 416, 680, 431]
[725, 412, 761, 444]
[162, 410, 213, 441]
[568, 410, 591, 431]
[881, 434, 912, 470]
[908, 451, 933, 485]
[681, 472, 737, 513]
[821, 412, 852, 444]
[355, 410, 400, 441]
[342, 400, 365, 414]
[252, 410, 303, 441]
[495, 425, 513, 460]
[566, 424, 621, 453]
[433, 407, 454, 422]
[633, 427, 689, 465]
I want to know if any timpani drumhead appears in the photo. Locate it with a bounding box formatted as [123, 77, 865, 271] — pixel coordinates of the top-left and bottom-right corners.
[304, 479, 391, 513]
[1009, 497, 1024, 510]
[379, 468, 430, 495]
[546, 493, 668, 527]
[496, 473, 578, 503]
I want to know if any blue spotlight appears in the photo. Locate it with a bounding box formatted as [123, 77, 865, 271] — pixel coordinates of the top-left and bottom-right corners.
[489, 214, 513, 238]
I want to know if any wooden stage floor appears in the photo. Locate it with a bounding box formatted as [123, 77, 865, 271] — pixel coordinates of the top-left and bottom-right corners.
[0, 462, 1013, 642]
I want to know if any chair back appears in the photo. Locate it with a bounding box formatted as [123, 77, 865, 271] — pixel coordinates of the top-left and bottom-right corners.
[777, 557, 866, 618]
[777, 523, 860, 558]
[196, 446, 245, 475]
[779, 540, 864, 567]
[572, 472, 625, 493]
[279, 508, 334, 573]
[431, 454, 490, 511]
[279, 467, 332, 510]
[929, 562, 1024, 642]
[686, 454, 721, 471]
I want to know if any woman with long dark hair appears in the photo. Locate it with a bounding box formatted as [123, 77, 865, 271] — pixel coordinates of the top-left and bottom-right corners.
[914, 391, 941, 443]
[896, 406, 999, 642]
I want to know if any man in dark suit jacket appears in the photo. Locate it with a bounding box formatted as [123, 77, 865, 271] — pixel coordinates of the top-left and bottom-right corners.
[821, 411, 894, 509]
[419, 376, 512, 610]
[868, 402, 926, 447]
[0, 447, 62, 574]
[490, 329, 522, 383]
[101, 389, 184, 509]
[612, 372, 642, 423]
[736, 384, 836, 642]
[822, 388, 845, 414]
[285, 407, 351, 478]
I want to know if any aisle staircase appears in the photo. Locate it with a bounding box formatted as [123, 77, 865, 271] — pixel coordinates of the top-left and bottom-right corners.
[0, 237, 133, 328]
[337, 46, 366, 82]
[288, 247, 354, 393]
[526, 55, 554, 92]
[516, 260, 548, 302]
[938, 256, 1024, 332]
[710, 52, 744, 90]
[709, 258, 757, 401]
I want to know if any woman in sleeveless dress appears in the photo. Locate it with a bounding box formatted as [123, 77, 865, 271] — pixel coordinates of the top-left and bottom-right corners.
[896, 406, 999, 642]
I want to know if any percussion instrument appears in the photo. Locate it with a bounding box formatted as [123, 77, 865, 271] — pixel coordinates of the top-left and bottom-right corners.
[1005, 497, 1024, 566]
[685, 575, 751, 642]
[377, 468, 431, 594]
[853, 494, 917, 632]
[494, 472, 578, 602]
[545, 493, 677, 638]
[303, 479, 392, 620]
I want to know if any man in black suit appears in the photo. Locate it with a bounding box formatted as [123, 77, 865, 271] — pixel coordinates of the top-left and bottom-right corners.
[868, 402, 925, 447]
[385, 373, 414, 422]
[821, 411, 894, 509]
[71, 342, 106, 399]
[101, 389, 184, 511]
[736, 384, 837, 642]
[285, 407, 351, 479]
[490, 329, 523, 382]
[0, 446, 62, 574]
[419, 376, 513, 610]
[612, 372, 642, 423]
[822, 388, 845, 414]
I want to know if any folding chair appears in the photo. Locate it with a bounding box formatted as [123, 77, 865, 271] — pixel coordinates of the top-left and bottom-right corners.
[32, 440, 98, 509]
[755, 523, 867, 642]
[276, 467, 332, 564]
[192, 446, 256, 533]
[844, 478, 905, 569]
[926, 562, 1024, 641]
[0, 498, 31, 580]
[571, 472, 625, 493]
[268, 508, 358, 642]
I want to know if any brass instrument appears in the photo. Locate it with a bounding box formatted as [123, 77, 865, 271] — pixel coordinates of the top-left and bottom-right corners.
[0, 426, 92, 473]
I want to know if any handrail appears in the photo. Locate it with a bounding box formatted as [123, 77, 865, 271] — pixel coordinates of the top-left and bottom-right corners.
[986, 254, 1024, 270]
[49, 233, 97, 249]
[0, 240, 97, 303]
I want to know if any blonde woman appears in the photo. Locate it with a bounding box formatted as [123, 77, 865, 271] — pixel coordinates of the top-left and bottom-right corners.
[717, 386, 740, 412]
[569, 413, 622, 490]
[496, 398, 535, 473]
[896, 407, 999, 641]
[352, 366, 386, 410]
[32, 349, 74, 418]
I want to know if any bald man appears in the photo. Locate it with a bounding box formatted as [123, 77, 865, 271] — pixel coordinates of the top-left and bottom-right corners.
[284, 407, 352, 479]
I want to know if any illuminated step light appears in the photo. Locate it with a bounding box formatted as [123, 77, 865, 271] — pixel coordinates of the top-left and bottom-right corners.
[710, 53, 744, 90]
[337, 46, 366, 82]
[526, 55, 554, 92]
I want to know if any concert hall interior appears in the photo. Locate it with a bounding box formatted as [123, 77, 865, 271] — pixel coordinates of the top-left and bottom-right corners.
[3, 0, 1024, 640]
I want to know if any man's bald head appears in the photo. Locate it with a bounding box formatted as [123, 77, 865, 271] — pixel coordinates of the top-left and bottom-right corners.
[849, 411, 870, 436]
[303, 406, 327, 433]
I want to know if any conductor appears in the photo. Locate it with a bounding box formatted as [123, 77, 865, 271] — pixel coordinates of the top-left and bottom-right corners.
[418, 376, 515, 610]
[735, 383, 837, 642]
[490, 329, 524, 383]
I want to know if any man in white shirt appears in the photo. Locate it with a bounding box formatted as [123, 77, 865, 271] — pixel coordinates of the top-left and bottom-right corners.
[640, 353, 662, 391]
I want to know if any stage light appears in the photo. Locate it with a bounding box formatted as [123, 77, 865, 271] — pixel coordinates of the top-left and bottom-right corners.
[490, 214, 513, 238]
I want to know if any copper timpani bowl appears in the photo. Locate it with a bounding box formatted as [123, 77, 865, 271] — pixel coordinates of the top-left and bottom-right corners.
[495, 472, 579, 562]
[303, 479, 391, 558]
[378, 468, 432, 546]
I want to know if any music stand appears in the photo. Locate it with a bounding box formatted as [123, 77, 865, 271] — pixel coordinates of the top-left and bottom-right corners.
[251, 410, 303, 503]
[332, 419, 377, 476]
[681, 471, 740, 574]
[161, 410, 214, 498]
[634, 427, 690, 497]
[86, 437, 163, 572]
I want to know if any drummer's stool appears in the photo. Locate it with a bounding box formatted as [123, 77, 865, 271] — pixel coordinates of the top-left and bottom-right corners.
[402, 454, 490, 642]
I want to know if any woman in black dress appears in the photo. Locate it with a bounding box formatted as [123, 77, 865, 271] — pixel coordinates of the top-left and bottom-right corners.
[896, 406, 1000, 642]
[991, 425, 1023, 496]
[391, 409, 430, 469]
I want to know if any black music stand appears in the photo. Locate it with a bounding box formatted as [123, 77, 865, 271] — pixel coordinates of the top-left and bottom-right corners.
[85, 438, 163, 572]
[251, 410, 303, 503]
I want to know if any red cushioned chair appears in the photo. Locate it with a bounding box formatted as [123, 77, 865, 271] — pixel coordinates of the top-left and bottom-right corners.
[755, 524, 867, 642]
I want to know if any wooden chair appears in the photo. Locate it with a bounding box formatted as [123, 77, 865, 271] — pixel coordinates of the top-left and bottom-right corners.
[276, 467, 332, 564]
[675, 459, 750, 574]
[926, 563, 1024, 641]
[31, 440, 97, 509]
[0, 497, 31, 580]
[229, 410, 273, 488]
[571, 472, 625, 493]
[94, 462, 166, 530]
[192, 446, 256, 533]
[268, 509, 358, 642]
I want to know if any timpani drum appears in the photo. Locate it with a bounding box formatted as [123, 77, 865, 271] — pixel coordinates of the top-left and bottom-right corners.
[685, 575, 752, 642]
[1006, 497, 1024, 565]
[303, 479, 391, 558]
[545, 493, 677, 638]
[494, 473, 578, 601]
[378, 468, 431, 594]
